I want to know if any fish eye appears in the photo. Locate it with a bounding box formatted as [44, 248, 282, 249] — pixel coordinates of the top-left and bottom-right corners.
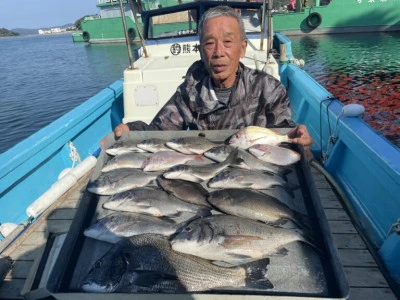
[184, 226, 192, 232]
[95, 260, 103, 268]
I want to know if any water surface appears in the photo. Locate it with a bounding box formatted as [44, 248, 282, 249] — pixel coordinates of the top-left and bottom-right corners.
[0, 34, 134, 153]
[290, 32, 400, 147]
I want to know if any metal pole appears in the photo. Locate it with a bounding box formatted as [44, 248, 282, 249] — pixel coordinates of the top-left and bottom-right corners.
[266, 0, 273, 56]
[260, 0, 267, 51]
[128, 0, 148, 58]
[118, 0, 135, 69]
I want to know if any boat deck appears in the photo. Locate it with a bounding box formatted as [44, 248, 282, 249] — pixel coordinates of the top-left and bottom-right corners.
[0, 167, 397, 300]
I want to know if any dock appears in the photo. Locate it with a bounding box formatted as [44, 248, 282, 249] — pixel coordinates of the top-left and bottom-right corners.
[0, 167, 398, 299]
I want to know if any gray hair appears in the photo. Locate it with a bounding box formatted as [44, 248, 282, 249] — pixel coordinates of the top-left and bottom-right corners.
[198, 6, 247, 42]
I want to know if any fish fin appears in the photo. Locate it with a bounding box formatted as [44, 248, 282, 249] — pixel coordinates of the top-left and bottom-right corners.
[271, 181, 300, 198]
[223, 148, 240, 164]
[132, 271, 178, 286]
[221, 235, 263, 248]
[131, 270, 182, 293]
[294, 228, 324, 257]
[158, 216, 178, 224]
[268, 219, 291, 227]
[283, 181, 300, 190]
[195, 207, 212, 217]
[244, 258, 274, 289]
[194, 154, 205, 162]
[279, 166, 293, 176]
[291, 211, 315, 232]
[230, 155, 249, 169]
[211, 261, 238, 268]
[272, 247, 289, 256]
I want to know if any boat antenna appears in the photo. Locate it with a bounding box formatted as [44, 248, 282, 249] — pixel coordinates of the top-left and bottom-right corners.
[260, 0, 267, 50]
[118, 0, 135, 69]
[128, 0, 148, 58]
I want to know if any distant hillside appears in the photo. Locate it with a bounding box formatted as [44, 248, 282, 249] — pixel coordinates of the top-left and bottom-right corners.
[12, 23, 74, 36]
[0, 28, 20, 37]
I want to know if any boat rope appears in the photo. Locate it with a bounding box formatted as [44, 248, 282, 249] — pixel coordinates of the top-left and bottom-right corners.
[319, 97, 336, 164]
[387, 219, 400, 237]
[68, 141, 81, 168]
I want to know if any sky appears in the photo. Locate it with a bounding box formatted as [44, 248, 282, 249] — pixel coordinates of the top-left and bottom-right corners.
[0, 0, 98, 29]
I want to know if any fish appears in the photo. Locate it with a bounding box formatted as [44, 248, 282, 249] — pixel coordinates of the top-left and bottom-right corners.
[207, 168, 298, 196]
[207, 188, 311, 228]
[228, 126, 292, 149]
[106, 140, 147, 156]
[101, 152, 148, 172]
[81, 234, 273, 293]
[87, 169, 158, 195]
[162, 149, 237, 183]
[83, 212, 181, 244]
[231, 148, 291, 175]
[166, 136, 220, 154]
[103, 187, 210, 217]
[141, 151, 203, 172]
[171, 215, 318, 265]
[203, 144, 236, 162]
[156, 176, 211, 208]
[248, 144, 301, 166]
[136, 138, 171, 153]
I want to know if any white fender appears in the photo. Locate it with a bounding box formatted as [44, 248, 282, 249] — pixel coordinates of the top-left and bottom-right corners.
[26, 156, 97, 219]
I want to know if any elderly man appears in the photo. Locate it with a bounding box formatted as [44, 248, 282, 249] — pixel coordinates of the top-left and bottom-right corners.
[107, 5, 313, 147]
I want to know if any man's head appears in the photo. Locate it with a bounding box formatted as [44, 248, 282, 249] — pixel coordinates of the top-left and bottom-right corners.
[198, 6, 248, 88]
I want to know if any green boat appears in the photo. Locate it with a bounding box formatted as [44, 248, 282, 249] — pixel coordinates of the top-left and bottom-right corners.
[73, 0, 400, 43]
[272, 0, 400, 35]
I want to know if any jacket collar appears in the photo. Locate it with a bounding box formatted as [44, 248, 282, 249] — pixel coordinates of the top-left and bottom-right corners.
[183, 60, 245, 114]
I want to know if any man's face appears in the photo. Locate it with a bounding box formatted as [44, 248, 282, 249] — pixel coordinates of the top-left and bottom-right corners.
[200, 16, 247, 88]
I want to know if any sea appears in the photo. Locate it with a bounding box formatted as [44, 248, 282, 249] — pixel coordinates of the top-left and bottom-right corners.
[0, 32, 399, 154]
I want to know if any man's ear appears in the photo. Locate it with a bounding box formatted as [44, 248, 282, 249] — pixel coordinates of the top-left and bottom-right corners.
[240, 39, 248, 58]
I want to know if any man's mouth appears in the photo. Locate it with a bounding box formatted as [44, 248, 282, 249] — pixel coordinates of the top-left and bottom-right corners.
[212, 64, 225, 73]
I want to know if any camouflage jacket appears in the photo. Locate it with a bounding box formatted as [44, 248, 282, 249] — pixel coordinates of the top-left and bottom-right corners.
[127, 60, 295, 131]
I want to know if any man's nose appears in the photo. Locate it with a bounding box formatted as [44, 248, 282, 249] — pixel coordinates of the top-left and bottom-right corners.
[213, 41, 225, 57]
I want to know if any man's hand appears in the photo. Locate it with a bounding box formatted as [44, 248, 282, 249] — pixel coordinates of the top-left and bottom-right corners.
[114, 123, 130, 137]
[100, 123, 130, 148]
[289, 124, 313, 146]
[288, 124, 314, 161]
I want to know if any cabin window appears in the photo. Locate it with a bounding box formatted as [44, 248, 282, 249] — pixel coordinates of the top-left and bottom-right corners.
[239, 7, 263, 33]
[147, 9, 198, 39]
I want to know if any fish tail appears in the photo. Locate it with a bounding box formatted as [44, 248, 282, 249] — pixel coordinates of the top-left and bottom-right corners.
[295, 228, 324, 256]
[223, 148, 240, 165]
[292, 211, 315, 232]
[243, 258, 273, 289]
[192, 205, 212, 217]
[279, 166, 293, 176]
[277, 181, 300, 198]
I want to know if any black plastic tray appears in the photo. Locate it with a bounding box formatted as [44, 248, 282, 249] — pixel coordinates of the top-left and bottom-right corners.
[30, 130, 349, 299]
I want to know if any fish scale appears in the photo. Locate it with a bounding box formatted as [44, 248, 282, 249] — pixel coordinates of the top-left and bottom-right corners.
[81, 234, 273, 293]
